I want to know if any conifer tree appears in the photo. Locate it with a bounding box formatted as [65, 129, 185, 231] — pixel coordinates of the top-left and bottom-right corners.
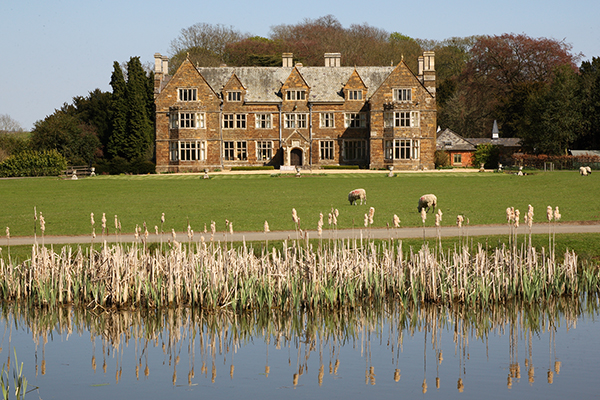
[124, 57, 153, 161]
[107, 61, 127, 159]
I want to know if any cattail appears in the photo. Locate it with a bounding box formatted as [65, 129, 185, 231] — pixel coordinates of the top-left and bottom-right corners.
[229, 222, 233, 235]
[40, 212, 45, 233]
[436, 377, 440, 389]
[90, 212, 95, 226]
[230, 364, 234, 379]
[114, 215, 118, 230]
[34, 206, 37, 221]
[457, 378, 464, 392]
[187, 224, 192, 240]
[420, 208, 426, 224]
[134, 225, 139, 240]
[368, 207, 375, 225]
[161, 213, 165, 224]
[527, 204, 534, 228]
[437, 208, 443, 221]
[547, 206, 553, 222]
[101, 213, 106, 233]
[547, 369, 554, 384]
[335, 209, 339, 218]
[292, 208, 298, 224]
[554, 361, 561, 374]
[506, 207, 512, 222]
[554, 206, 561, 221]
[5, 227, 9, 239]
[364, 213, 369, 228]
[92, 229, 96, 239]
[211, 221, 216, 235]
[514, 209, 520, 228]
[457, 215, 464, 228]
[264, 220, 270, 233]
[328, 213, 333, 226]
[435, 212, 441, 227]
[393, 214, 400, 228]
[172, 229, 176, 241]
[394, 369, 401, 382]
[155, 225, 159, 235]
[265, 366, 270, 377]
[204, 223, 207, 233]
[422, 378, 427, 393]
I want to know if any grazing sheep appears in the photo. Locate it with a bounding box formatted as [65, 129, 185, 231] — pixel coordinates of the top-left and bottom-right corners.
[580, 166, 589, 176]
[348, 188, 367, 205]
[417, 194, 437, 213]
[586, 166, 592, 174]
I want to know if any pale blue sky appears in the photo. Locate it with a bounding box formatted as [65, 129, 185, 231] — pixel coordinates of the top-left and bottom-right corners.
[1, 0, 598, 131]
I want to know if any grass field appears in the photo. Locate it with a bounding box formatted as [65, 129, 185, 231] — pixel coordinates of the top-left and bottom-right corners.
[0, 170, 599, 237]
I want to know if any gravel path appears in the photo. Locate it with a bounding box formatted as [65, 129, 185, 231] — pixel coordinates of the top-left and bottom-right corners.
[6, 222, 600, 246]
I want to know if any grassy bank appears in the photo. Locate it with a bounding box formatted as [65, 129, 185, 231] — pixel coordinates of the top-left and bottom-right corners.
[0, 170, 598, 237]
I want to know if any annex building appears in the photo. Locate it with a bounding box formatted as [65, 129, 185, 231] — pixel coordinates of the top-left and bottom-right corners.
[153, 52, 436, 173]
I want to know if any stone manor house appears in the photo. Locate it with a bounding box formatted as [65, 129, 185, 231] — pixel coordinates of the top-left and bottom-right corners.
[153, 51, 436, 173]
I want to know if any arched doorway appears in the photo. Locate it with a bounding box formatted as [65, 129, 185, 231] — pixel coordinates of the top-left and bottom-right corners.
[290, 148, 303, 166]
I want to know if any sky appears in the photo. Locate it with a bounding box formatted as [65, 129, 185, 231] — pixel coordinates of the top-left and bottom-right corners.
[1, 0, 599, 131]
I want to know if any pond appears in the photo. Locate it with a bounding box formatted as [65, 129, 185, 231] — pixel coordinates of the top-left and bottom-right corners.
[1, 297, 598, 399]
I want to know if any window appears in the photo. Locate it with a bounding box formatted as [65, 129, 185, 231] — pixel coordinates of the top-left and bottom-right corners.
[169, 141, 206, 161]
[170, 112, 205, 129]
[348, 90, 363, 100]
[453, 153, 462, 165]
[384, 111, 420, 128]
[178, 88, 197, 101]
[344, 113, 367, 128]
[256, 141, 273, 161]
[227, 91, 241, 102]
[393, 88, 412, 102]
[286, 90, 306, 101]
[384, 139, 420, 160]
[320, 113, 334, 128]
[223, 114, 246, 129]
[235, 114, 246, 129]
[343, 140, 366, 161]
[255, 114, 272, 129]
[320, 140, 334, 160]
[284, 113, 307, 129]
[169, 141, 178, 161]
[224, 141, 247, 161]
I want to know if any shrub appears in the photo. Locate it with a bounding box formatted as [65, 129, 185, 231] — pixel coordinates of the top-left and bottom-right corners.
[322, 165, 360, 170]
[434, 150, 449, 168]
[130, 160, 156, 174]
[0, 149, 67, 177]
[230, 166, 275, 171]
[472, 144, 500, 169]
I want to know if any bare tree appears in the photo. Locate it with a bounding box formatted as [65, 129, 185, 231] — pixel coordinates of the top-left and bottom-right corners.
[0, 114, 23, 133]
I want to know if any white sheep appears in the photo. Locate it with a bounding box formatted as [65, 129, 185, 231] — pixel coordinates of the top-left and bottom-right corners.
[580, 166, 588, 176]
[348, 188, 367, 205]
[586, 166, 592, 174]
[418, 194, 437, 213]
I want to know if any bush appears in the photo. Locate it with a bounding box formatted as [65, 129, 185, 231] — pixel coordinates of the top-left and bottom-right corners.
[512, 153, 600, 170]
[322, 165, 360, 170]
[130, 160, 156, 174]
[435, 150, 449, 168]
[0, 150, 67, 177]
[472, 144, 500, 169]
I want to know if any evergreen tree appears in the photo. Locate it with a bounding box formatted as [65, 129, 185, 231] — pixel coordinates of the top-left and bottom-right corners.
[125, 57, 154, 161]
[575, 57, 600, 149]
[108, 61, 127, 159]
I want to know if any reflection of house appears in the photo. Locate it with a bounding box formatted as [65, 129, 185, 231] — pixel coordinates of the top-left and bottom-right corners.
[436, 122, 521, 167]
[153, 52, 437, 173]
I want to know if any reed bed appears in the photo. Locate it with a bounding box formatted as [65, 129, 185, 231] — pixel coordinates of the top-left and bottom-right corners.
[0, 228, 598, 310]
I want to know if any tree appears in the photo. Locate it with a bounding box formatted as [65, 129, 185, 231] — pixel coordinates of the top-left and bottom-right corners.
[169, 23, 247, 70]
[225, 37, 285, 66]
[453, 34, 581, 138]
[30, 110, 100, 165]
[108, 61, 127, 159]
[124, 56, 154, 160]
[71, 89, 112, 153]
[519, 65, 582, 154]
[575, 57, 600, 149]
[0, 114, 23, 133]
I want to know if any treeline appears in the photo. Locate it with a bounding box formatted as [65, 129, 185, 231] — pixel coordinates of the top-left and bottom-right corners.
[169, 16, 599, 154]
[0, 57, 155, 176]
[1, 16, 599, 176]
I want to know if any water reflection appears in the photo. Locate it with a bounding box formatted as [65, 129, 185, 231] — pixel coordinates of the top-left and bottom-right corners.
[0, 295, 598, 398]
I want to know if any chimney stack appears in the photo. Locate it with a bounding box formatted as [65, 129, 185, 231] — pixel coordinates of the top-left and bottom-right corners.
[421, 51, 436, 97]
[282, 53, 293, 67]
[324, 53, 341, 67]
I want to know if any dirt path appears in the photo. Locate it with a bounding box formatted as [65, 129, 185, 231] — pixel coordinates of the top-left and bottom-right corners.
[6, 222, 600, 246]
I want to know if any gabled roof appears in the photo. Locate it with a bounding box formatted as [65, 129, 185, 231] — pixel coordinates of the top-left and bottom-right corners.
[436, 128, 476, 151]
[194, 66, 395, 103]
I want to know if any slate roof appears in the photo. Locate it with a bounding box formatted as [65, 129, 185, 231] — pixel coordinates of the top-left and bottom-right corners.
[195, 66, 396, 103]
[436, 128, 476, 151]
[468, 137, 521, 148]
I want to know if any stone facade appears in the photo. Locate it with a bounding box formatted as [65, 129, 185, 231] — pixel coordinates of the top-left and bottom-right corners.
[154, 52, 436, 173]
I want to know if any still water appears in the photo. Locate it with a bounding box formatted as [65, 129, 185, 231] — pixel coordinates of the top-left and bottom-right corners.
[1, 298, 598, 399]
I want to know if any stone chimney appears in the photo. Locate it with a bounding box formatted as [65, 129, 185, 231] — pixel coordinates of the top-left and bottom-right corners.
[154, 53, 164, 75]
[324, 53, 341, 67]
[422, 51, 435, 97]
[161, 55, 169, 75]
[282, 53, 293, 67]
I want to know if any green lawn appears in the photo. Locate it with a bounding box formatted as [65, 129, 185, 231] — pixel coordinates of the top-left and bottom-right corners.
[0, 170, 599, 237]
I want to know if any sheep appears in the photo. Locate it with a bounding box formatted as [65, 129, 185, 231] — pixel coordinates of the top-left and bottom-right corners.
[586, 166, 592, 174]
[348, 188, 367, 205]
[417, 194, 437, 213]
[580, 166, 588, 176]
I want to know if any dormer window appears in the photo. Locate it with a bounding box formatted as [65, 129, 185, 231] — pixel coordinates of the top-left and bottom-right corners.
[348, 90, 362, 100]
[178, 88, 197, 101]
[286, 90, 306, 101]
[393, 88, 412, 102]
[228, 91, 242, 102]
